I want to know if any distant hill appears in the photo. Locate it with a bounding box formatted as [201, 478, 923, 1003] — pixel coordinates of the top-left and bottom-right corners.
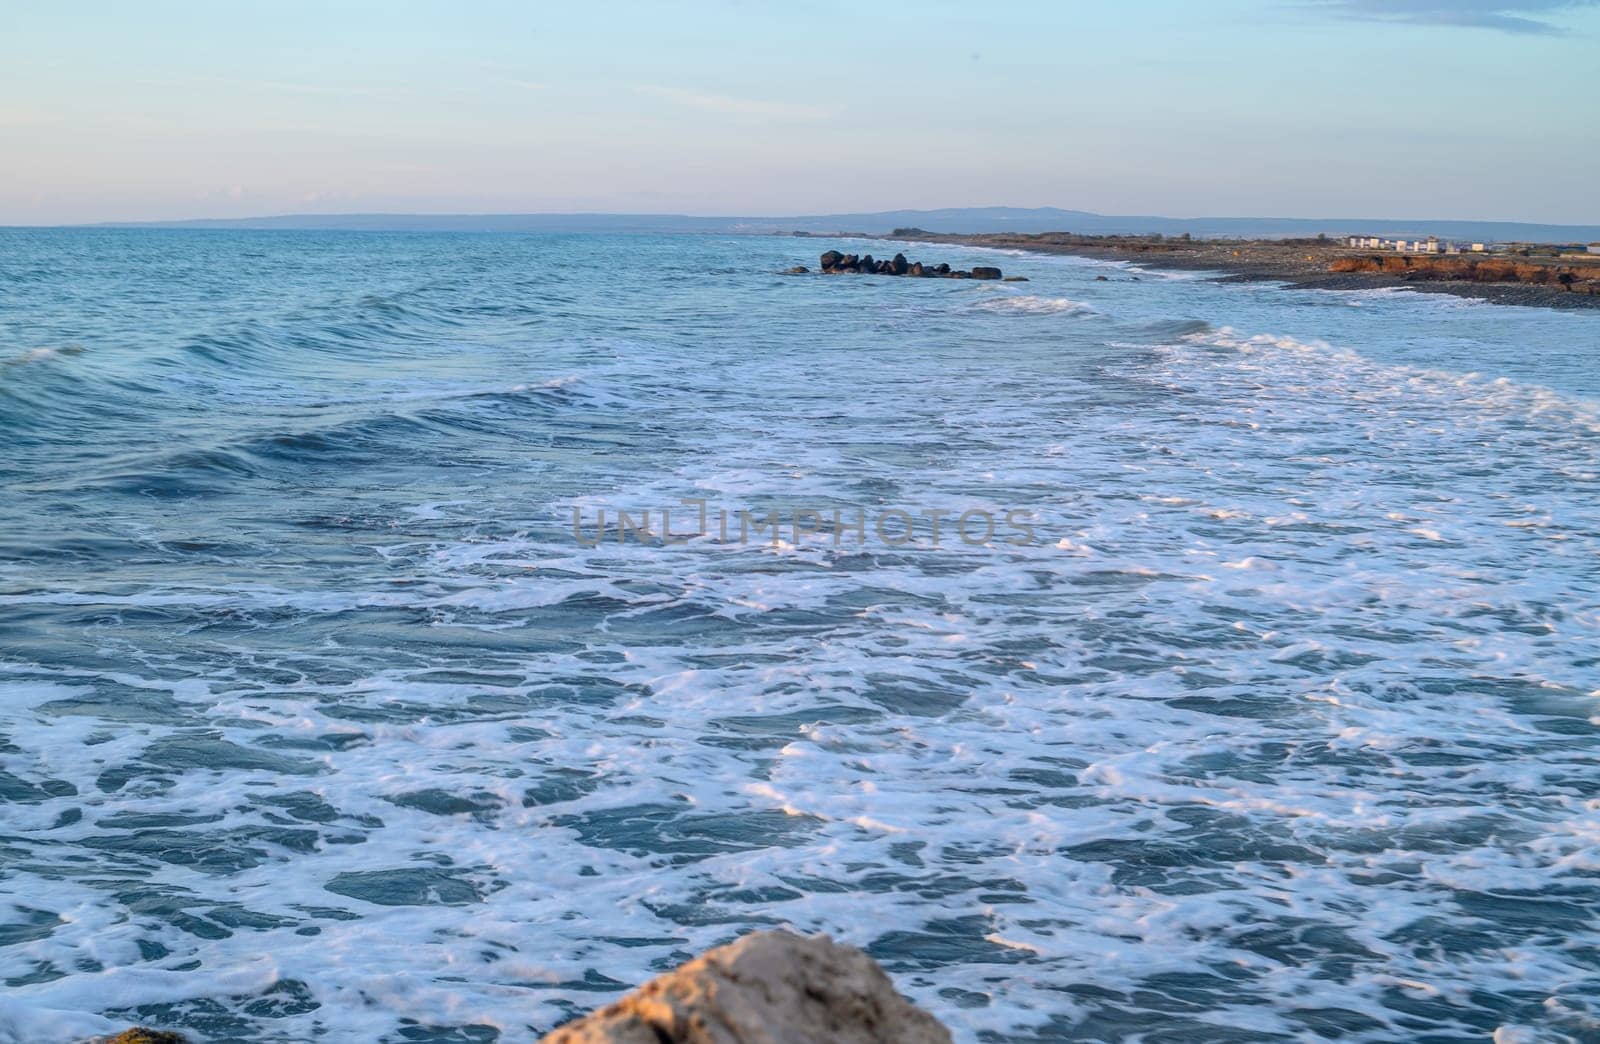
[96, 206, 1600, 244]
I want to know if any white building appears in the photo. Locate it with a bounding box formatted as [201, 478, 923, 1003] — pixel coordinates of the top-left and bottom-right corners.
[1370, 236, 1483, 254]
[1588, 243, 1600, 255]
[1350, 235, 1510, 254]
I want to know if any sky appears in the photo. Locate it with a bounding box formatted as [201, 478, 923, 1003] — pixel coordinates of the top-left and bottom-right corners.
[3, 0, 1598, 225]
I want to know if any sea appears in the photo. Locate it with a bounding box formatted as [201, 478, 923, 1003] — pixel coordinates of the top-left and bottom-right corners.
[0, 229, 1597, 1043]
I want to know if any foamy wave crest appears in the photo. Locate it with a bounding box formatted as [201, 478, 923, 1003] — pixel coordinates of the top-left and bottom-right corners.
[1173, 326, 1600, 432]
[510, 374, 582, 393]
[972, 295, 1096, 316]
[1181, 325, 1345, 356]
[2, 345, 85, 367]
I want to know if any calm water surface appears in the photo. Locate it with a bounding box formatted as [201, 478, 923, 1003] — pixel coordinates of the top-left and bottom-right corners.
[1, 230, 1598, 1042]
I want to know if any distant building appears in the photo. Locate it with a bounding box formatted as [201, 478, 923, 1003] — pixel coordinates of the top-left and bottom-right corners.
[1356, 235, 1484, 254]
[1589, 243, 1600, 255]
[1345, 235, 1517, 255]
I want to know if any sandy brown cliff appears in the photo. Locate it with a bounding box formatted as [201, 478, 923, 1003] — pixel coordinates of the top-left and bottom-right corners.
[888, 230, 1600, 308]
[1329, 253, 1600, 292]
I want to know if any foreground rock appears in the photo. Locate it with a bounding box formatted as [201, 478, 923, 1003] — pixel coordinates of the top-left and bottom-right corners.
[542, 930, 952, 1044]
[816, 250, 1000, 280]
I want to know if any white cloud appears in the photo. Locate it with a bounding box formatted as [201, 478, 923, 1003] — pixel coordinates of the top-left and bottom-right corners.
[635, 85, 832, 120]
[1302, 0, 1600, 35]
[0, 105, 49, 128]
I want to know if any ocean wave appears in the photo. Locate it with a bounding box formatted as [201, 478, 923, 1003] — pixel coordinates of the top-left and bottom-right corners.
[3, 229, 1599, 1043]
[1137, 318, 1214, 339]
[972, 294, 1096, 316]
[1, 345, 85, 368]
[1173, 325, 1600, 431]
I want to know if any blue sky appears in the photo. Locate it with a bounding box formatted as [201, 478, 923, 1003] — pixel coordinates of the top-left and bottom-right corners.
[3, 0, 1597, 224]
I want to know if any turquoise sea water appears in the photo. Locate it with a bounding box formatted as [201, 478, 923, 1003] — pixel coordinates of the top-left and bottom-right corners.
[1, 229, 1598, 1042]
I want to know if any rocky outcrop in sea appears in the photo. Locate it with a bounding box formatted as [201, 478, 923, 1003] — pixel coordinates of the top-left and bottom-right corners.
[792, 250, 1016, 280]
[541, 930, 952, 1044]
[97, 932, 951, 1044]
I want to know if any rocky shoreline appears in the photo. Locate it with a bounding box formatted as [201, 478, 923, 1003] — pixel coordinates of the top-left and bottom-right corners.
[794, 250, 1021, 281]
[543, 931, 950, 1043]
[99, 932, 950, 1044]
[857, 231, 1600, 310]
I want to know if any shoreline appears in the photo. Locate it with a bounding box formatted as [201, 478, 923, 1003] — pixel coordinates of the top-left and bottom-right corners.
[851, 231, 1600, 311]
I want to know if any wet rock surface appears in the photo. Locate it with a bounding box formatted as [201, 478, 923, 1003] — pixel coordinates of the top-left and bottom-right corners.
[541, 930, 952, 1044]
[814, 250, 1000, 279]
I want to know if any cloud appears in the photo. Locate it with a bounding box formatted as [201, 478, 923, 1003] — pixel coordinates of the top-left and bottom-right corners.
[0, 105, 48, 128]
[247, 81, 404, 98]
[635, 85, 832, 120]
[1302, 0, 1599, 34]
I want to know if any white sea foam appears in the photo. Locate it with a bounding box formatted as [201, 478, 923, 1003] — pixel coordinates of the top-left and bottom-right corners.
[2, 233, 1598, 1042]
[971, 295, 1096, 316]
[2, 344, 84, 367]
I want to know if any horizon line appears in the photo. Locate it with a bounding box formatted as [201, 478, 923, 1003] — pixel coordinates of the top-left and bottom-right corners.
[7, 205, 1597, 234]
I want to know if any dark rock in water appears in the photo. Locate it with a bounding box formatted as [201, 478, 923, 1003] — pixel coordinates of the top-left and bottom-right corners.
[813, 250, 989, 281]
[106, 1032, 187, 1044]
[1003, 275, 1029, 282]
[1095, 275, 1109, 281]
[786, 266, 809, 274]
